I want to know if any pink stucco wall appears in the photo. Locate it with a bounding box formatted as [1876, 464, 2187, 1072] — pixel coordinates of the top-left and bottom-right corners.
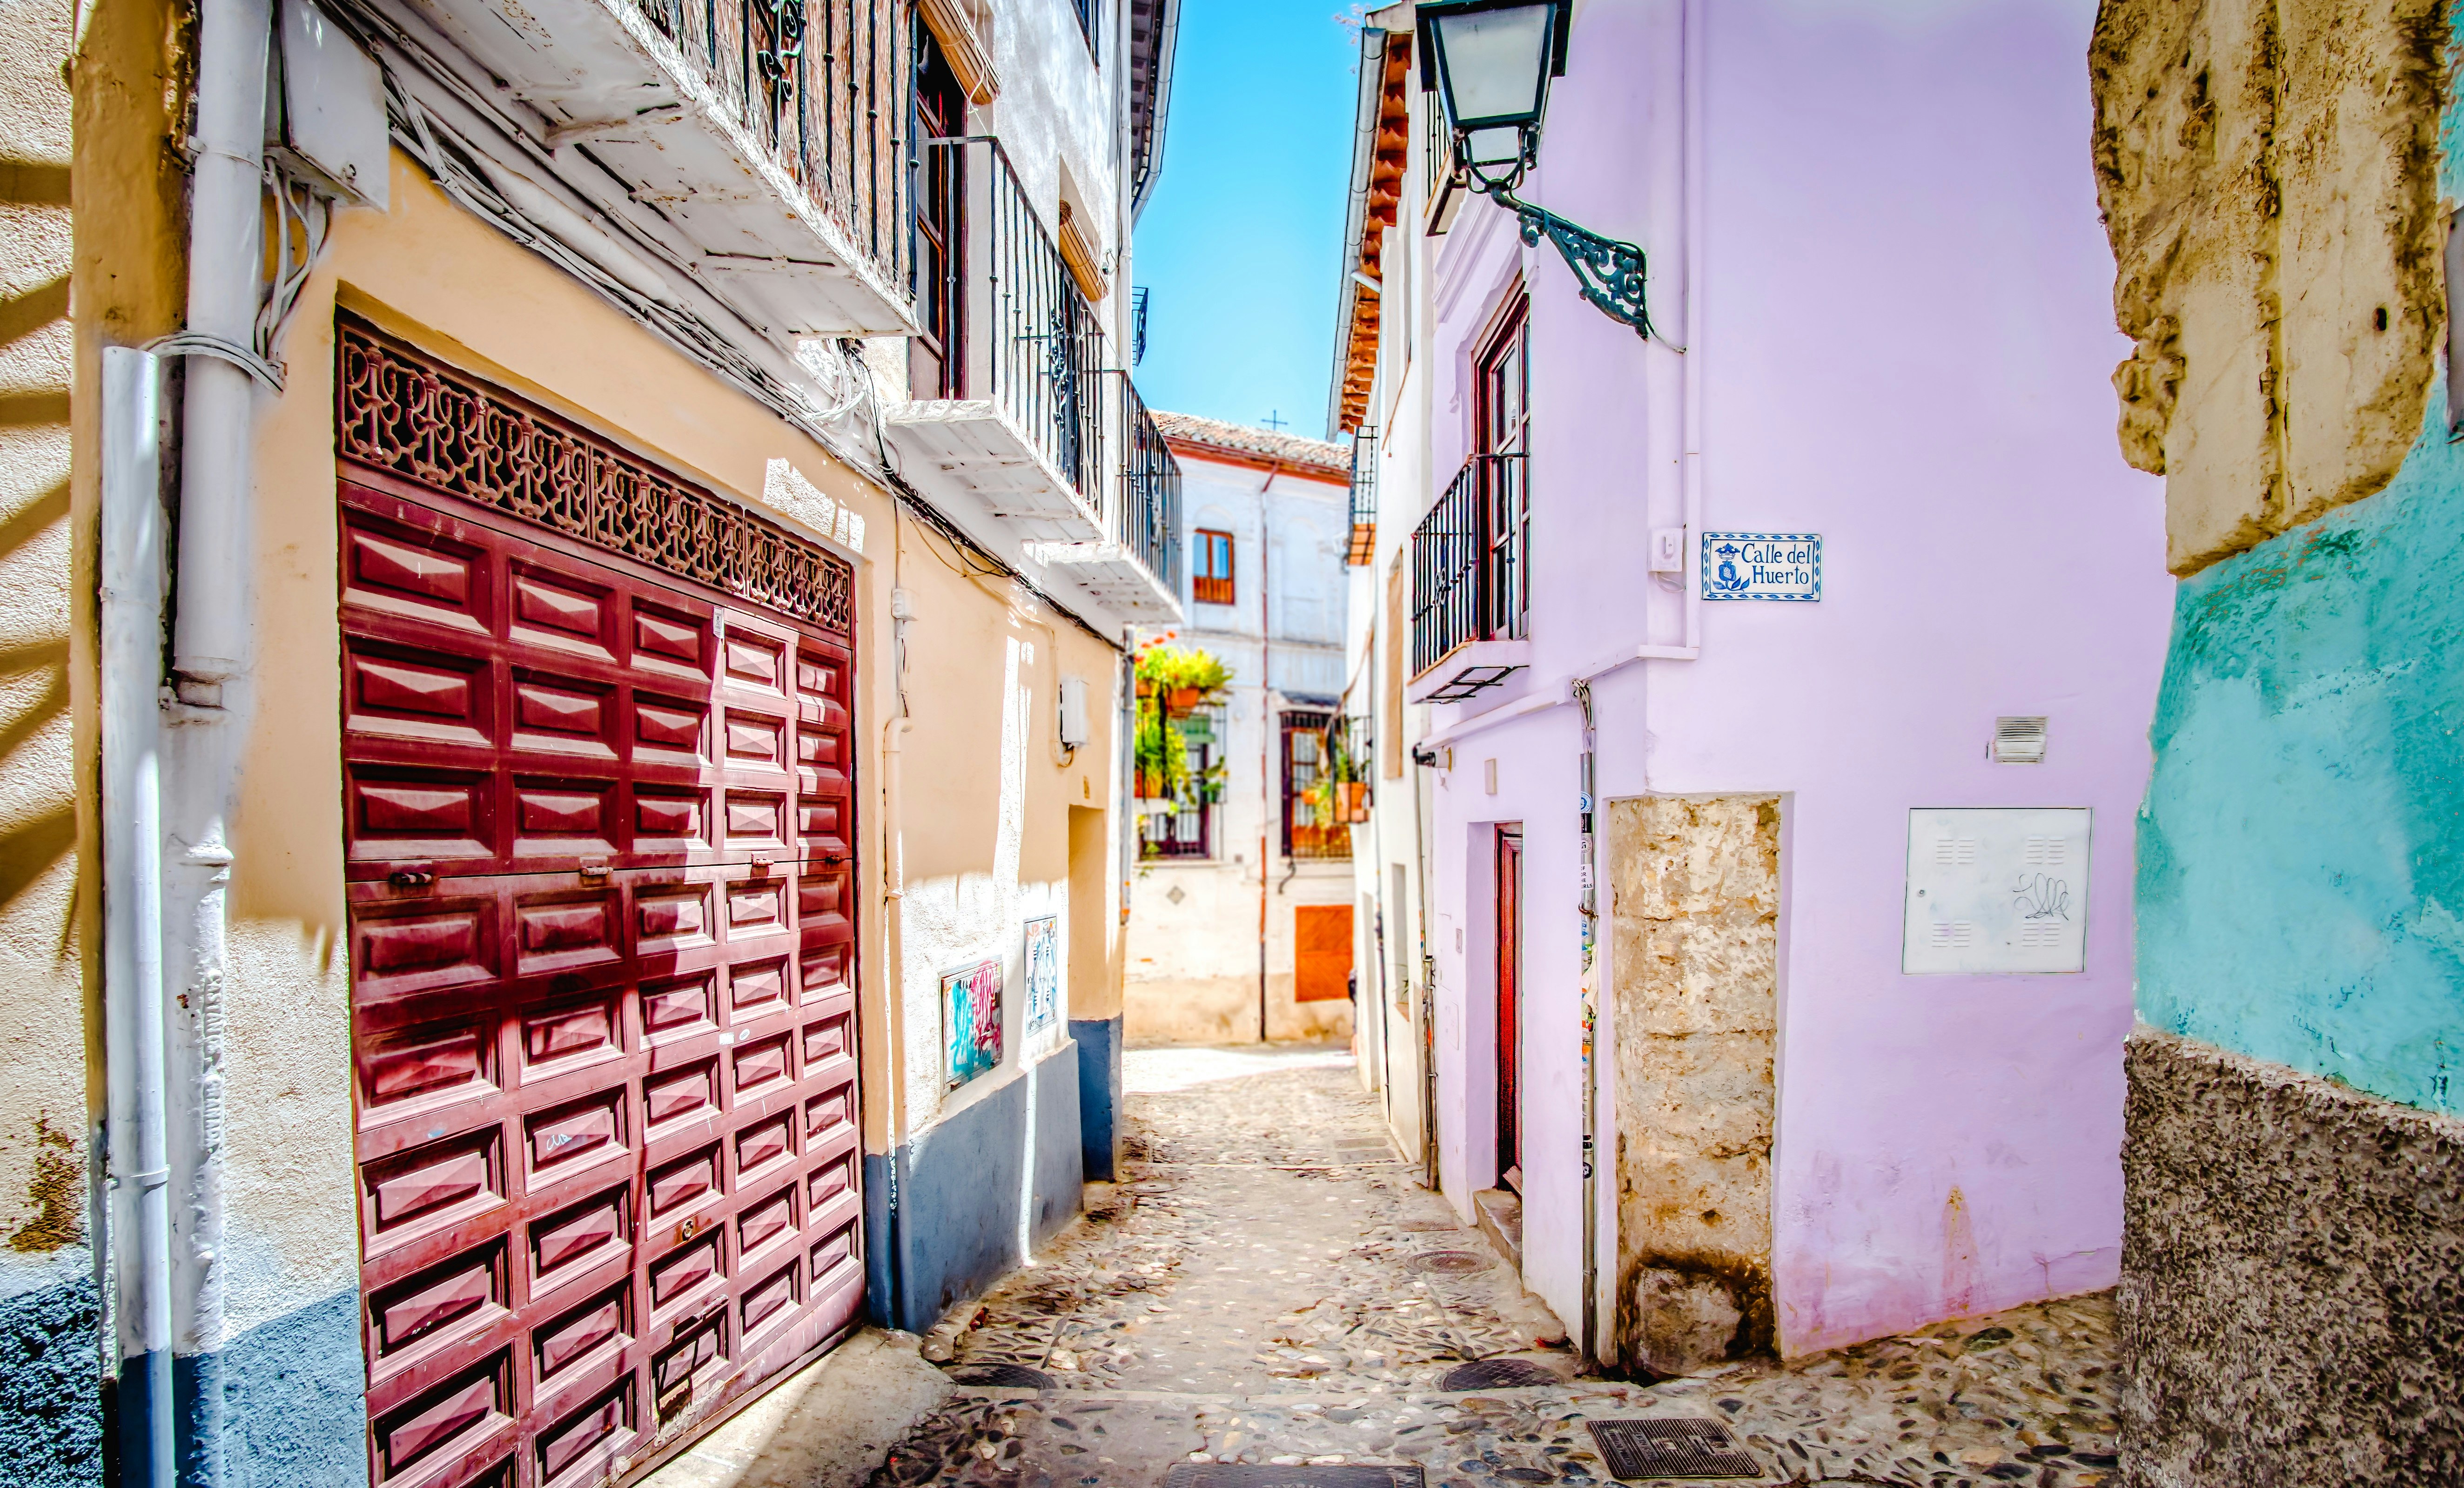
[1411, 0, 2169, 1355]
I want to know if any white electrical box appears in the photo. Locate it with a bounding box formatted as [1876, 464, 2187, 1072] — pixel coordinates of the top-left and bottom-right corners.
[1057, 675, 1090, 748]
[279, 0, 389, 208]
[1902, 807, 2092, 974]
[1649, 526, 1686, 573]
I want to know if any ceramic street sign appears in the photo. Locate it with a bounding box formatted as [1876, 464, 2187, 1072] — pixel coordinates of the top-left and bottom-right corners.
[1701, 532, 1820, 601]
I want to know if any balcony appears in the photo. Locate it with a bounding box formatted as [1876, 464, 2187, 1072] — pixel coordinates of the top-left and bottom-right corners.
[882, 134, 1181, 620]
[399, 0, 918, 334]
[884, 135, 1110, 536]
[1031, 373, 1185, 620]
[1409, 453, 1530, 703]
[1346, 427, 1378, 566]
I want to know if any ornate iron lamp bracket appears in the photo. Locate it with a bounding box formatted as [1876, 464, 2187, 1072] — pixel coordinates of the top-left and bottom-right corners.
[1490, 188, 1652, 339]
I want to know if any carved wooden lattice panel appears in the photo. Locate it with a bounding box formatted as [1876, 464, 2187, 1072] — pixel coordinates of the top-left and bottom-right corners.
[337, 319, 853, 638]
[339, 355, 860, 1488]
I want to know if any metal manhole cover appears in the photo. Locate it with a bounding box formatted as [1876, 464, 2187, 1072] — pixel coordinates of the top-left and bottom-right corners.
[1409, 1250, 1493, 1274]
[1165, 1467, 1424, 1488]
[944, 1362, 1054, 1389]
[1441, 1358, 1564, 1389]
[1585, 1419, 1762, 1480]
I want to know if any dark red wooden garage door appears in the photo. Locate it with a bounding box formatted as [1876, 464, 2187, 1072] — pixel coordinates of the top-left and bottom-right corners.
[336, 325, 861, 1488]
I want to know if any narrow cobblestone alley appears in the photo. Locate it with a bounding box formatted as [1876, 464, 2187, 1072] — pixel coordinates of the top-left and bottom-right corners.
[860, 1048, 2122, 1488]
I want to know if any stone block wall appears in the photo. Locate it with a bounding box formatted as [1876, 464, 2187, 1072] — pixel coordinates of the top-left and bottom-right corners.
[1607, 795, 1779, 1375]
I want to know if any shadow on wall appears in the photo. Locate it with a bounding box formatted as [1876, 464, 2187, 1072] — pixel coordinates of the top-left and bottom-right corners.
[0, 240, 74, 930]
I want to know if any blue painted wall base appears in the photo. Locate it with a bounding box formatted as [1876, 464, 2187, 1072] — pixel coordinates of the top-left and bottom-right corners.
[0, 1274, 102, 1486]
[865, 1044, 1085, 1334]
[1072, 1016, 1123, 1182]
[168, 1287, 366, 1488]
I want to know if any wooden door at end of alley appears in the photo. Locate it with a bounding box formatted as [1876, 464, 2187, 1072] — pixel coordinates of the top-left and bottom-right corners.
[1296, 903, 1354, 1003]
[339, 475, 862, 1488]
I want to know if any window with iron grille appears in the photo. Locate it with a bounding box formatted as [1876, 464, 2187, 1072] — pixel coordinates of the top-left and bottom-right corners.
[1192, 528, 1235, 606]
[1073, 0, 1100, 57]
[1282, 710, 1351, 861]
[1143, 704, 1223, 859]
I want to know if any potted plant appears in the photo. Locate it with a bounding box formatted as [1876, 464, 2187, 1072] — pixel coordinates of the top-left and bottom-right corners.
[1138, 644, 1231, 718]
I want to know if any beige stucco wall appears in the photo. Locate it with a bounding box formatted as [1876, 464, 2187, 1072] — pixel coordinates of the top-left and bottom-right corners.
[1608, 794, 1778, 1375]
[2091, 0, 2448, 576]
[146, 144, 1125, 1326]
[0, 0, 87, 1302]
[1125, 859, 1356, 1045]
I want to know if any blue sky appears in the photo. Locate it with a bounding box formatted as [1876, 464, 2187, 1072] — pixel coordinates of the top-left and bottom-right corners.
[1129, 1, 1363, 440]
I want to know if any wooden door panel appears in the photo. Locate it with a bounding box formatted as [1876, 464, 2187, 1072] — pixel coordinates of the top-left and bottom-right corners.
[1294, 904, 1354, 1003]
[344, 473, 859, 1488]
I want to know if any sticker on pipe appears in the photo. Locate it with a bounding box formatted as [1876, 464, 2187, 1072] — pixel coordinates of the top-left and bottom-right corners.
[1701, 532, 1819, 601]
[1902, 807, 2091, 974]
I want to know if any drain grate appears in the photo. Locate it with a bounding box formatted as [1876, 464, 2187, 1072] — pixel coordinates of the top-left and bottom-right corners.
[1441, 1358, 1564, 1390]
[1408, 1250, 1493, 1274]
[1398, 1219, 1455, 1232]
[1165, 1467, 1424, 1488]
[1585, 1419, 1762, 1481]
[944, 1362, 1054, 1389]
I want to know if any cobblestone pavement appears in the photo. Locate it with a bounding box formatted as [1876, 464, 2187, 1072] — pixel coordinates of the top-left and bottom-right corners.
[879, 1047, 2120, 1488]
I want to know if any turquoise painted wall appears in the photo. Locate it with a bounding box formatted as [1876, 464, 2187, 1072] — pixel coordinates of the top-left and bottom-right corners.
[2137, 391, 2464, 1116]
[2138, 84, 2464, 1118]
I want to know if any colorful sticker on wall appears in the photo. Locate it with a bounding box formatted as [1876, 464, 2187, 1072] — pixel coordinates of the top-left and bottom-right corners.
[1700, 532, 1821, 601]
[943, 959, 1004, 1088]
[1024, 917, 1061, 1035]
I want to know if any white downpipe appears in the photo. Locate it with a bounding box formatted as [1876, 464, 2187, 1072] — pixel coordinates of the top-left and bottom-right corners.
[1678, 0, 1705, 659]
[165, 0, 272, 1472]
[101, 348, 174, 1488]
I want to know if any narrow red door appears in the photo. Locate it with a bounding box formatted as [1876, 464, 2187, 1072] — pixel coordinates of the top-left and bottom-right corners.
[1496, 827, 1523, 1192]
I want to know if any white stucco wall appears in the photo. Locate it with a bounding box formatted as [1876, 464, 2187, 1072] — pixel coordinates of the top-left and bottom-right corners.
[1124, 444, 1357, 1044]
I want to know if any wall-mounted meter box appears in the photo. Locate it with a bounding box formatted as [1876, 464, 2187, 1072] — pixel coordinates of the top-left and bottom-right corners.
[1902, 807, 2092, 974]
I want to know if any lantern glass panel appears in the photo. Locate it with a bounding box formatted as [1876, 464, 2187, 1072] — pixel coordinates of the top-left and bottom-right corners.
[1431, 4, 1553, 128]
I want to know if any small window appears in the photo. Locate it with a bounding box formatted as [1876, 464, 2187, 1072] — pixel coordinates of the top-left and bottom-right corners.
[1281, 711, 1350, 861]
[1192, 529, 1235, 606]
[1142, 704, 1224, 860]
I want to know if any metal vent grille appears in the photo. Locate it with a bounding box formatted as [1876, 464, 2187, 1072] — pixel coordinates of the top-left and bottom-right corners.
[1585, 1418, 1763, 1480]
[945, 1362, 1055, 1389]
[1441, 1358, 1564, 1389]
[1992, 715, 2049, 764]
[1166, 1467, 1424, 1488]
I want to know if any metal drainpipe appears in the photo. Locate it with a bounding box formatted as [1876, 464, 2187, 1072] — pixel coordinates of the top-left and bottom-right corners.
[1411, 743, 1438, 1189]
[1574, 679, 1600, 1368]
[1255, 476, 1273, 1044]
[164, 0, 273, 1473]
[102, 348, 174, 1488]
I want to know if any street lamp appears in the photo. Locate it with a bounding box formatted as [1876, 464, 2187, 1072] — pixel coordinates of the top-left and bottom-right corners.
[1417, 0, 1655, 339]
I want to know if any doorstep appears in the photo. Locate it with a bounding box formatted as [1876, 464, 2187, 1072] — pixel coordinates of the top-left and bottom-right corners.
[1474, 1188, 1523, 1271]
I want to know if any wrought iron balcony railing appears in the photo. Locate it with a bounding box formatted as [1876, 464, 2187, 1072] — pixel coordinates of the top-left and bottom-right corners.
[638, 0, 912, 296]
[920, 135, 1110, 500]
[1411, 452, 1528, 678]
[1109, 371, 1183, 596]
[1347, 427, 1378, 566]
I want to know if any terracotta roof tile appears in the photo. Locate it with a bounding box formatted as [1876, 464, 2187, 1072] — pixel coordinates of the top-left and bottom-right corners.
[1153, 410, 1350, 477]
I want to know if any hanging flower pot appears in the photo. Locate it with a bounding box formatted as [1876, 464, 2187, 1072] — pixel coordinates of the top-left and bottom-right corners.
[1341, 782, 1370, 822]
[1166, 687, 1202, 716]
[1135, 677, 1155, 698]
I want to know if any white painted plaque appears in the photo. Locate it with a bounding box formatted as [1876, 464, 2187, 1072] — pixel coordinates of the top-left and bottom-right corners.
[1902, 808, 2092, 974]
[1701, 532, 1820, 601]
